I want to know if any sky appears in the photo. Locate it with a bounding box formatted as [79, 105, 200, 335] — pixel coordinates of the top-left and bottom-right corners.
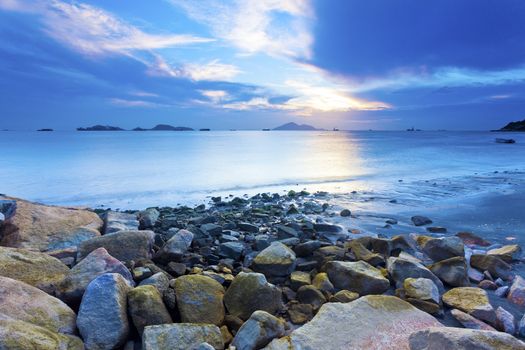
[0, 0, 525, 130]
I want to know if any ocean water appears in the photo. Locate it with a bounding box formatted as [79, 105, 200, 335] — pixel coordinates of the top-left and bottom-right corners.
[1, 130, 525, 209]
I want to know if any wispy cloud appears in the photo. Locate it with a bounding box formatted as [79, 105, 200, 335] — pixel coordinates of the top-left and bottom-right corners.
[109, 98, 167, 108]
[147, 56, 240, 81]
[199, 90, 230, 103]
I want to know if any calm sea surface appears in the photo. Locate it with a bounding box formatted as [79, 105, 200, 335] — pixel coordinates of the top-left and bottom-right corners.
[1, 130, 525, 208]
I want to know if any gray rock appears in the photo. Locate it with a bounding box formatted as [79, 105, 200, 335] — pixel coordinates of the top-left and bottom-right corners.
[154, 229, 193, 263]
[238, 222, 259, 233]
[470, 254, 512, 280]
[232, 310, 285, 350]
[128, 285, 173, 335]
[387, 256, 444, 292]
[200, 223, 223, 236]
[138, 208, 160, 229]
[403, 278, 440, 304]
[519, 313, 525, 338]
[224, 272, 282, 320]
[219, 242, 245, 259]
[104, 211, 139, 234]
[408, 327, 525, 350]
[297, 285, 327, 310]
[311, 272, 335, 294]
[252, 242, 296, 277]
[429, 256, 469, 287]
[293, 240, 321, 257]
[411, 215, 432, 226]
[325, 260, 389, 295]
[142, 324, 224, 350]
[254, 234, 272, 251]
[418, 236, 464, 262]
[495, 285, 509, 297]
[57, 247, 134, 305]
[340, 209, 351, 217]
[450, 309, 495, 331]
[508, 275, 525, 306]
[275, 225, 299, 240]
[290, 271, 311, 291]
[77, 273, 132, 350]
[496, 306, 515, 335]
[139, 272, 170, 296]
[442, 287, 495, 325]
[78, 230, 155, 262]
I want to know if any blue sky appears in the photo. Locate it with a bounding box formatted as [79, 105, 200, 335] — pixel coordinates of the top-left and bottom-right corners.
[0, 0, 524, 130]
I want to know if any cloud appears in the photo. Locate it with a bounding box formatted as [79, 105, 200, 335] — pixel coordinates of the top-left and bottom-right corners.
[148, 56, 240, 81]
[199, 90, 230, 103]
[109, 98, 166, 108]
[172, 0, 313, 59]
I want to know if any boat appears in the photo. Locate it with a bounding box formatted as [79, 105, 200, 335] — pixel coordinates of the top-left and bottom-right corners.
[262, 128, 270, 131]
[199, 128, 211, 131]
[496, 138, 516, 144]
[333, 128, 340, 131]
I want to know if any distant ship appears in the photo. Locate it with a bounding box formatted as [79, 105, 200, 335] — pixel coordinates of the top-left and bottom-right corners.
[333, 128, 340, 131]
[407, 127, 422, 131]
[496, 138, 516, 144]
[37, 128, 53, 132]
[199, 128, 211, 131]
[262, 128, 271, 131]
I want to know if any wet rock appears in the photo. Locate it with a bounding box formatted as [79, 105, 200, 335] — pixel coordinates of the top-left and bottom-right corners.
[289, 271, 311, 291]
[406, 298, 441, 315]
[57, 247, 133, 305]
[450, 309, 495, 331]
[346, 240, 385, 267]
[508, 275, 525, 306]
[275, 224, 299, 240]
[495, 285, 509, 297]
[128, 285, 173, 335]
[77, 273, 132, 350]
[200, 223, 223, 237]
[78, 230, 155, 262]
[296, 285, 327, 310]
[403, 278, 440, 304]
[142, 324, 224, 350]
[154, 229, 193, 263]
[293, 240, 321, 257]
[408, 327, 525, 350]
[254, 235, 271, 251]
[387, 257, 444, 292]
[329, 290, 359, 303]
[166, 262, 187, 277]
[325, 260, 389, 295]
[0, 246, 69, 295]
[487, 244, 522, 263]
[0, 319, 84, 350]
[519, 314, 525, 338]
[311, 272, 335, 294]
[0, 195, 102, 251]
[238, 222, 259, 233]
[426, 226, 447, 233]
[287, 303, 313, 324]
[0, 276, 77, 335]
[455, 232, 490, 247]
[103, 211, 139, 234]
[252, 242, 297, 277]
[340, 209, 351, 217]
[139, 272, 170, 296]
[218, 242, 244, 260]
[429, 257, 469, 287]
[231, 311, 285, 350]
[265, 295, 442, 350]
[417, 236, 464, 262]
[442, 287, 495, 324]
[138, 208, 160, 229]
[478, 280, 498, 290]
[173, 275, 225, 326]
[224, 272, 282, 320]
[495, 306, 515, 335]
[470, 254, 512, 280]
[411, 215, 432, 226]
[468, 267, 484, 283]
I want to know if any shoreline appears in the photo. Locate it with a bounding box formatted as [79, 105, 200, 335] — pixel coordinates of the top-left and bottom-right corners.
[1, 190, 525, 348]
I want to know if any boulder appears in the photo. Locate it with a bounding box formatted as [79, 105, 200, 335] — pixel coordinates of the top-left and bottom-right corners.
[252, 242, 297, 277]
[138, 208, 160, 229]
[78, 230, 155, 262]
[275, 224, 299, 240]
[455, 232, 490, 247]
[417, 236, 464, 262]
[0, 246, 69, 295]
[231, 311, 285, 350]
[0, 195, 102, 251]
[264, 295, 442, 350]
[487, 244, 522, 263]
[0, 276, 77, 335]
[429, 256, 469, 287]
[408, 327, 525, 350]
[508, 275, 525, 306]
[0, 319, 84, 350]
[139, 272, 170, 296]
[346, 240, 385, 267]
[103, 211, 138, 234]
[218, 242, 244, 259]
[403, 278, 440, 304]
[173, 275, 225, 326]
[387, 257, 444, 292]
[128, 285, 173, 335]
[411, 216, 432, 226]
[224, 272, 282, 320]
[142, 324, 224, 350]
[154, 229, 193, 263]
[77, 273, 132, 350]
[238, 222, 259, 233]
[293, 240, 321, 257]
[442, 287, 495, 324]
[325, 260, 389, 295]
[470, 254, 512, 280]
[450, 309, 495, 331]
[57, 247, 133, 305]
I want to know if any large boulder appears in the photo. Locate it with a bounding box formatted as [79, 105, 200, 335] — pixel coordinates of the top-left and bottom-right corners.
[232, 311, 285, 350]
[408, 327, 525, 350]
[173, 275, 225, 326]
[442, 287, 496, 324]
[128, 285, 173, 335]
[103, 211, 139, 234]
[252, 242, 297, 277]
[0, 246, 69, 295]
[429, 256, 469, 287]
[154, 229, 193, 263]
[0, 319, 84, 350]
[264, 296, 442, 350]
[0, 276, 77, 335]
[417, 236, 464, 262]
[403, 278, 440, 304]
[224, 272, 282, 320]
[508, 275, 525, 306]
[387, 257, 444, 292]
[487, 244, 521, 262]
[142, 324, 224, 350]
[0, 195, 102, 251]
[77, 273, 132, 350]
[325, 260, 389, 295]
[57, 247, 133, 305]
[470, 254, 512, 280]
[77, 230, 155, 262]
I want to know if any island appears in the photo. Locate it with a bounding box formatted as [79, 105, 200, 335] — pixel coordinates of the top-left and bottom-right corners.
[37, 128, 53, 132]
[273, 122, 320, 131]
[133, 124, 194, 131]
[496, 119, 525, 132]
[77, 125, 125, 131]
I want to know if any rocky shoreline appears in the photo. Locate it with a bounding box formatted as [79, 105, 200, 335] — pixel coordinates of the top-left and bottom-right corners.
[0, 192, 525, 349]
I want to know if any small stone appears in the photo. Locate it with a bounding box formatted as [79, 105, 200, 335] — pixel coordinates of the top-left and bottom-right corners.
[290, 271, 311, 291]
[467, 267, 484, 283]
[450, 308, 495, 331]
[311, 272, 335, 294]
[293, 240, 321, 257]
[142, 324, 224, 350]
[411, 216, 432, 226]
[340, 209, 351, 217]
[496, 306, 515, 335]
[426, 227, 447, 233]
[275, 225, 299, 240]
[104, 211, 139, 234]
[139, 272, 170, 296]
[252, 242, 297, 278]
[455, 232, 490, 247]
[138, 208, 160, 229]
[219, 242, 245, 260]
[287, 303, 314, 324]
[297, 285, 327, 310]
[478, 280, 498, 290]
[417, 236, 464, 262]
[329, 290, 359, 303]
[508, 275, 525, 306]
[237, 222, 259, 233]
[387, 257, 444, 292]
[166, 262, 186, 277]
[231, 310, 285, 350]
[519, 313, 525, 338]
[154, 229, 193, 263]
[128, 285, 173, 335]
[495, 286, 509, 298]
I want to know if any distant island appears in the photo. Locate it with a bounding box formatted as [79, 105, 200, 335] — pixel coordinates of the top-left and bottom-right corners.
[77, 125, 124, 131]
[134, 124, 194, 131]
[37, 128, 53, 132]
[273, 122, 320, 131]
[496, 119, 525, 132]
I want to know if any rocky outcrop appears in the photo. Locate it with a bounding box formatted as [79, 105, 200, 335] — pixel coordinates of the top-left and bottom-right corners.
[142, 324, 224, 350]
[77, 230, 155, 262]
[0, 246, 69, 295]
[0, 195, 102, 251]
